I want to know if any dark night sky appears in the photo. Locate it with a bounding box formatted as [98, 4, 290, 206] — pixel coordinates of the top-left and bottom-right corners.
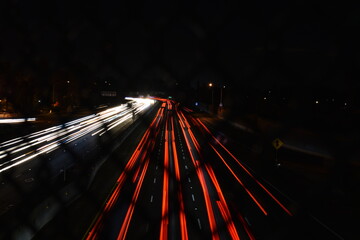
[1, 1, 360, 106]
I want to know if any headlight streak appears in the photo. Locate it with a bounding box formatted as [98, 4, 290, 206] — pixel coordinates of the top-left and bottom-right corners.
[0, 137, 23, 146]
[0, 139, 24, 149]
[0, 99, 152, 173]
[0, 118, 36, 123]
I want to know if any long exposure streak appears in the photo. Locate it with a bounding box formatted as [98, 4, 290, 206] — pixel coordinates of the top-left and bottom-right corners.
[117, 158, 151, 240]
[205, 164, 240, 239]
[210, 145, 268, 215]
[160, 117, 169, 240]
[177, 111, 219, 240]
[197, 119, 293, 216]
[171, 115, 188, 240]
[86, 107, 162, 240]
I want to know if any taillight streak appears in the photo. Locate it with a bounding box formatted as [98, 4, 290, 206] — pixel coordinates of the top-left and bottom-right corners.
[177, 110, 219, 240]
[204, 164, 240, 239]
[236, 212, 256, 240]
[171, 116, 188, 240]
[160, 118, 169, 240]
[117, 157, 151, 240]
[210, 145, 268, 216]
[86, 107, 162, 240]
[197, 119, 292, 216]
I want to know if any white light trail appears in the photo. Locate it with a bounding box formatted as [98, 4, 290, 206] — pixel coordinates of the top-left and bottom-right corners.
[0, 98, 155, 173]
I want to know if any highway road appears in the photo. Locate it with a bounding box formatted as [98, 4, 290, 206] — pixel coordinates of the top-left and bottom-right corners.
[0, 98, 156, 239]
[0, 97, 345, 239]
[83, 98, 342, 240]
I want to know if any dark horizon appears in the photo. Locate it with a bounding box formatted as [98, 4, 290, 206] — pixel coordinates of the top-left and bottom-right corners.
[1, 3, 359, 89]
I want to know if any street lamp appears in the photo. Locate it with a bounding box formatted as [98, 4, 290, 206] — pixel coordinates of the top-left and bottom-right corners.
[219, 85, 225, 108]
[209, 83, 214, 107]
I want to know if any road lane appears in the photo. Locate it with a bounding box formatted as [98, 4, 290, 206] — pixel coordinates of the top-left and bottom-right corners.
[0, 98, 157, 239]
[26, 98, 345, 240]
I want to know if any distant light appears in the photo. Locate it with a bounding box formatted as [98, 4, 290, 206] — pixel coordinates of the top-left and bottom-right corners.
[269, 90, 271, 93]
[315, 100, 319, 104]
[38, 100, 41, 103]
[0, 118, 36, 123]
[263, 97, 267, 100]
[223, 85, 226, 88]
[195, 102, 199, 106]
[332, 98, 335, 102]
[209, 83, 213, 87]
[344, 102, 347, 106]
[67, 81, 70, 84]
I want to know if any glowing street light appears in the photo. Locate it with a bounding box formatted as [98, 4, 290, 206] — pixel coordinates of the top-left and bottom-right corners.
[208, 83, 214, 107]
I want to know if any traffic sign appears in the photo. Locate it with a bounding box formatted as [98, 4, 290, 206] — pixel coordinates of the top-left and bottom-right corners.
[272, 138, 284, 150]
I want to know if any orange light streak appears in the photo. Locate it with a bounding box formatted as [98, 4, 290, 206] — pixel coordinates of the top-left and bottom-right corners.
[132, 163, 141, 183]
[177, 111, 219, 240]
[236, 212, 256, 240]
[183, 107, 193, 112]
[204, 164, 240, 240]
[210, 145, 268, 215]
[216, 201, 239, 240]
[117, 158, 151, 240]
[195, 160, 219, 240]
[86, 107, 162, 240]
[197, 119, 293, 216]
[160, 119, 169, 240]
[171, 116, 188, 240]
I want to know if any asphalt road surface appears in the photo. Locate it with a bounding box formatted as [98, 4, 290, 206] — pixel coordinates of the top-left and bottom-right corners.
[83, 99, 342, 240]
[0, 98, 156, 239]
[1, 98, 346, 240]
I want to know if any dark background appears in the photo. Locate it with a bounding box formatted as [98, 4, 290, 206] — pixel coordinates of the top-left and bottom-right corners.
[1, 2, 360, 239]
[0, 0, 359, 127]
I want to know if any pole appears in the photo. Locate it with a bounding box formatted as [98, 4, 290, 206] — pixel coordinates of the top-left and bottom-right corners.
[211, 87, 214, 106]
[275, 149, 281, 167]
[52, 84, 55, 103]
[219, 86, 223, 112]
[220, 87, 223, 106]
